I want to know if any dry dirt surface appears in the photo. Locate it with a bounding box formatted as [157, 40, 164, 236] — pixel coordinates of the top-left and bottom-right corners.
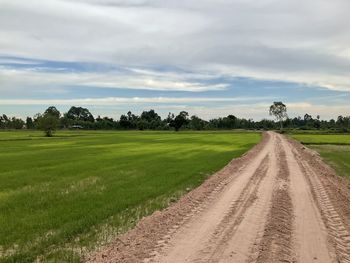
[86, 132, 350, 263]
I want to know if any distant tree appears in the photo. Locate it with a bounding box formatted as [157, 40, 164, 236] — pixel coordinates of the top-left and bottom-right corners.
[66, 106, 94, 122]
[170, 111, 189, 131]
[127, 111, 133, 120]
[314, 115, 321, 129]
[141, 109, 161, 122]
[26, 117, 35, 129]
[37, 107, 61, 136]
[2, 114, 9, 122]
[11, 117, 25, 129]
[60, 113, 72, 128]
[140, 109, 162, 129]
[223, 115, 237, 129]
[0, 115, 6, 129]
[3, 105, 350, 132]
[136, 119, 148, 130]
[37, 114, 58, 137]
[337, 115, 344, 125]
[304, 113, 312, 121]
[44, 106, 60, 119]
[166, 112, 175, 122]
[189, 115, 206, 130]
[94, 116, 116, 130]
[119, 111, 138, 129]
[269, 102, 287, 130]
[119, 114, 130, 129]
[256, 119, 275, 130]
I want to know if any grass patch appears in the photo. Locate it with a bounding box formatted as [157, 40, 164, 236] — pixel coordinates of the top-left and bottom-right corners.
[0, 130, 260, 262]
[290, 134, 350, 145]
[290, 133, 350, 180]
[311, 145, 350, 179]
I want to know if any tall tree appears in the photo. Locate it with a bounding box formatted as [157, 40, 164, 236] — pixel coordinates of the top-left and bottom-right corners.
[66, 106, 94, 122]
[26, 117, 35, 129]
[44, 106, 60, 119]
[37, 107, 61, 136]
[269, 102, 287, 130]
[189, 115, 206, 130]
[37, 114, 58, 137]
[169, 111, 189, 131]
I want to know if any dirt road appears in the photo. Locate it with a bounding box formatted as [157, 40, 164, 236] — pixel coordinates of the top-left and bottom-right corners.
[87, 132, 350, 263]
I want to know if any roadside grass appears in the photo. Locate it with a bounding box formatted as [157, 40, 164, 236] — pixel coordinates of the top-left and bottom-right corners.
[285, 129, 350, 135]
[311, 145, 350, 179]
[0, 130, 260, 262]
[290, 133, 350, 180]
[290, 134, 350, 145]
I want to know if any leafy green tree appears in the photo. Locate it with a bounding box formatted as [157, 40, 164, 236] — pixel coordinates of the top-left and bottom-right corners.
[37, 114, 58, 137]
[60, 113, 72, 128]
[140, 109, 162, 129]
[37, 106, 61, 136]
[136, 119, 148, 130]
[269, 102, 287, 130]
[66, 106, 94, 122]
[189, 115, 206, 130]
[170, 111, 189, 131]
[44, 106, 60, 119]
[11, 117, 25, 129]
[26, 117, 35, 129]
[141, 109, 161, 122]
[0, 115, 7, 129]
[95, 116, 116, 130]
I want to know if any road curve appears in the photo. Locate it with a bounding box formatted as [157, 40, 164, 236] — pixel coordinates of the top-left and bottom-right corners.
[87, 132, 350, 263]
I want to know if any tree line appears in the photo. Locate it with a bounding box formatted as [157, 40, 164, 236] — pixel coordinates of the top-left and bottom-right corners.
[0, 105, 349, 136]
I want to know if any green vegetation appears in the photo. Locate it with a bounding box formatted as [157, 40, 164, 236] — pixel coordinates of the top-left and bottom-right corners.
[269, 101, 287, 129]
[291, 133, 350, 179]
[0, 130, 260, 262]
[291, 134, 350, 145]
[2, 105, 349, 132]
[312, 145, 350, 179]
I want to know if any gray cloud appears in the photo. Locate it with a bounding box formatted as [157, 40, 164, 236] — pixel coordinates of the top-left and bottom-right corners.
[1, 0, 350, 91]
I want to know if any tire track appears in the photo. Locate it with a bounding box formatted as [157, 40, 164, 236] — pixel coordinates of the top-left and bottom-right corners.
[281, 135, 334, 262]
[213, 134, 281, 263]
[254, 136, 295, 263]
[195, 155, 269, 262]
[151, 132, 277, 263]
[291, 146, 350, 262]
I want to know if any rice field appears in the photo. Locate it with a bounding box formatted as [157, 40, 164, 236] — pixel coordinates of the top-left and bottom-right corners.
[0, 130, 260, 262]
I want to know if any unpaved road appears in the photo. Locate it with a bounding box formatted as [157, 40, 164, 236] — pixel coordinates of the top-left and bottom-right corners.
[87, 132, 350, 263]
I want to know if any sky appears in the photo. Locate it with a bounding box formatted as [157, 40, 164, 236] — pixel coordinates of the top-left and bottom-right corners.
[1, 0, 350, 120]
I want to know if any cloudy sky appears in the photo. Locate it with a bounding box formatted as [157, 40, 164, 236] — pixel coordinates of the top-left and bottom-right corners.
[1, 0, 350, 120]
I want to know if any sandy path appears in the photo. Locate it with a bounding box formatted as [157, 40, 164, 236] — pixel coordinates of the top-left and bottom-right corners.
[87, 132, 350, 263]
[152, 136, 274, 263]
[281, 136, 334, 262]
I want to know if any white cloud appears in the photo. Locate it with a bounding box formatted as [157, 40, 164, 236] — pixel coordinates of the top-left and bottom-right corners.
[1, 0, 350, 121]
[0, 67, 228, 92]
[1, 0, 350, 91]
[175, 103, 350, 120]
[0, 96, 271, 105]
[0, 97, 348, 120]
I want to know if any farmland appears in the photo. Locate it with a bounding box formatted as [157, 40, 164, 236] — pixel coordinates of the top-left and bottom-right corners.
[0, 130, 260, 262]
[290, 133, 350, 179]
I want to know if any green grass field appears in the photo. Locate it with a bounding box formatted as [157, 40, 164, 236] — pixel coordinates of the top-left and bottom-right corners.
[291, 133, 350, 179]
[0, 130, 260, 262]
[290, 134, 350, 145]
